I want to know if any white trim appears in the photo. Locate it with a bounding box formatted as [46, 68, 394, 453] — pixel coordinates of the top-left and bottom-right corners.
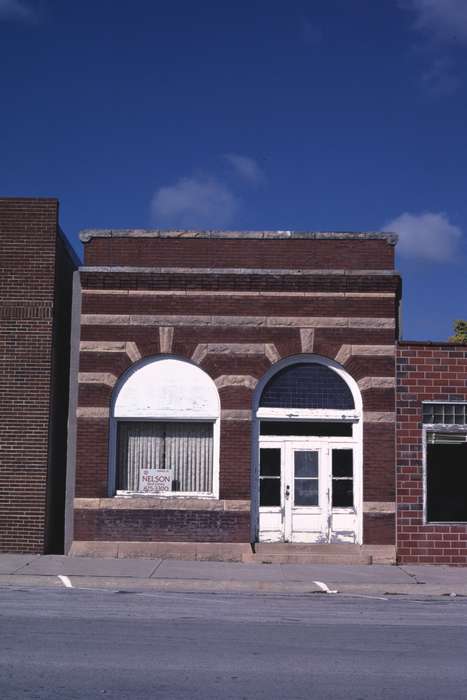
[109, 355, 221, 500]
[251, 353, 363, 544]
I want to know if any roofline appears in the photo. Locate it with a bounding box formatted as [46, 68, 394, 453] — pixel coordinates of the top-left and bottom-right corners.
[398, 340, 467, 348]
[79, 229, 398, 245]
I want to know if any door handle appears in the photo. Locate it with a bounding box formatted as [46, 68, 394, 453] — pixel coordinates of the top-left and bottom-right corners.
[285, 484, 290, 499]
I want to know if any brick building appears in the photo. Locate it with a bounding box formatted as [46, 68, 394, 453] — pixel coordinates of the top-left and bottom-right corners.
[397, 342, 467, 565]
[0, 198, 77, 553]
[2, 199, 465, 563]
[67, 229, 401, 561]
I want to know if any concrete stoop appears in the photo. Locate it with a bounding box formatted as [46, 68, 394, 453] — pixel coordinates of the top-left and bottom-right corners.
[250, 543, 395, 565]
[70, 541, 396, 565]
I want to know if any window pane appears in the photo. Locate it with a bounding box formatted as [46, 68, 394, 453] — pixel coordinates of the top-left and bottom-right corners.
[260, 448, 281, 476]
[117, 421, 213, 493]
[259, 363, 354, 410]
[260, 421, 352, 437]
[332, 480, 353, 507]
[294, 479, 318, 506]
[427, 443, 467, 521]
[294, 451, 318, 477]
[332, 450, 353, 478]
[260, 478, 281, 506]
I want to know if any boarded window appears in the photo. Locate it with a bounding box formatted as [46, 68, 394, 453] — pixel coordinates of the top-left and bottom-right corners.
[426, 432, 467, 522]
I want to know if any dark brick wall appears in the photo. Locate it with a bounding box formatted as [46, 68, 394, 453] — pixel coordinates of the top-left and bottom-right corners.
[0, 198, 76, 553]
[75, 233, 399, 545]
[84, 236, 395, 270]
[397, 342, 467, 564]
[74, 508, 250, 543]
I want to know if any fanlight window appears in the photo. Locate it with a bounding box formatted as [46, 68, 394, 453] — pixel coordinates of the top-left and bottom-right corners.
[112, 357, 219, 496]
[259, 362, 355, 410]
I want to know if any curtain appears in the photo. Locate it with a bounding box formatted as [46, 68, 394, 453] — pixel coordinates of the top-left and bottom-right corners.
[117, 421, 213, 493]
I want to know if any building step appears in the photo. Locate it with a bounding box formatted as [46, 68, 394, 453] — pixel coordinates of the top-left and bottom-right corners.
[247, 553, 372, 565]
[248, 543, 396, 565]
[255, 543, 364, 554]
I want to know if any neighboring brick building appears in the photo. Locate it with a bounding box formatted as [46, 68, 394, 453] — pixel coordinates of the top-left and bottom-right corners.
[397, 342, 467, 565]
[0, 198, 77, 553]
[68, 229, 401, 561]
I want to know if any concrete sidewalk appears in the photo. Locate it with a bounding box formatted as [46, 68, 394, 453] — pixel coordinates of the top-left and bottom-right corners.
[1, 554, 467, 597]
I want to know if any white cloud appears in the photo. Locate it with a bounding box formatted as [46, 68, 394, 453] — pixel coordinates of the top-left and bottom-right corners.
[384, 211, 462, 261]
[0, 0, 36, 21]
[224, 153, 265, 185]
[151, 176, 239, 229]
[401, 0, 467, 43]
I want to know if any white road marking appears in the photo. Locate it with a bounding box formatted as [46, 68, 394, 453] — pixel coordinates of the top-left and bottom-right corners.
[58, 575, 73, 589]
[313, 580, 338, 594]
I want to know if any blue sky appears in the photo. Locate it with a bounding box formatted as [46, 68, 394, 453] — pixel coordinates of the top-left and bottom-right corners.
[1, 0, 466, 340]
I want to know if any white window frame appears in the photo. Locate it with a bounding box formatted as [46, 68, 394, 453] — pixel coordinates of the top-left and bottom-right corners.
[422, 401, 467, 525]
[109, 355, 220, 499]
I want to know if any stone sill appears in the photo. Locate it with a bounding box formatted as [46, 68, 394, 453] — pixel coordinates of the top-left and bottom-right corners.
[74, 497, 250, 512]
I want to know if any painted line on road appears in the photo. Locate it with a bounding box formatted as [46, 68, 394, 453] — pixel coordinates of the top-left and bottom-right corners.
[58, 575, 73, 589]
[313, 580, 338, 594]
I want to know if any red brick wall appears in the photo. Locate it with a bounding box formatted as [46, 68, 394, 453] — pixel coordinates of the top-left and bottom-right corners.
[83, 236, 395, 270]
[75, 233, 399, 544]
[397, 342, 467, 564]
[0, 198, 76, 553]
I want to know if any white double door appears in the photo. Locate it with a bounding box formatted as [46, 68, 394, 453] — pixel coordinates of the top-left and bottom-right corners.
[258, 439, 359, 544]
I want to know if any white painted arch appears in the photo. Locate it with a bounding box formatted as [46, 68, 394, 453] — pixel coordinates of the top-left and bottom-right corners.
[251, 354, 363, 543]
[109, 355, 220, 498]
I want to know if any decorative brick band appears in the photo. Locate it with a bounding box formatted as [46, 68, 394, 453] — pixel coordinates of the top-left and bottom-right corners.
[76, 407, 110, 418]
[335, 344, 395, 365]
[81, 314, 396, 329]
[358, 376, 395, 391]
[80, 340, 141, 362]
[74, 497, 250, 511]
[363, 502, 396, 513]
[221, 410, 252, 421]
[78, 372, 117, 388]
[82, 289, 396, 299]
[363, 411, 395, 423]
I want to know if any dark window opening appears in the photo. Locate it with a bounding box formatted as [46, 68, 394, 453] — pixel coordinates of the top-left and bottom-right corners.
[260, 363, 354, 410]
[426, 438, 467, 522]
[260, 421, 352, 437]
[332, 449, 353, 508]
[259, 448, 281, 506]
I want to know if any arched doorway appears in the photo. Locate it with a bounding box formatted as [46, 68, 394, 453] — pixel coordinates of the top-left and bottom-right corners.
[252, 355, 362, 544]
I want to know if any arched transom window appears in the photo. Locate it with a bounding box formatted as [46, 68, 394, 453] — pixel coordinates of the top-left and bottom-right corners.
[259, 362, 355, 411]
[112, 357, 220, 497]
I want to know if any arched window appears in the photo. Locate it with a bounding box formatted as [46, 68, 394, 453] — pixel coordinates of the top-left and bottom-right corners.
[111, 357, 220, 497]
[259, 362, 355, 410]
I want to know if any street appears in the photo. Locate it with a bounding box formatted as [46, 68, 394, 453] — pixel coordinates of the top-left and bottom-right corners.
[1, 586, 467, 699]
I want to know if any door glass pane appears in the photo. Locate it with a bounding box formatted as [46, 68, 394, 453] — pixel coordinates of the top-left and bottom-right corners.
[294, 451, 318, 477]
[260, 478, 281, 506]
[332, 450, 353, 477]
[260, 448, 281, 476]
[294, 479, 318, 506]
[332, 480, 353, 507]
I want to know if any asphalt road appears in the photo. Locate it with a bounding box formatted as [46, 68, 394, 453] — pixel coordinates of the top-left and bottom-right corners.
[1, 587, 467, 699]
